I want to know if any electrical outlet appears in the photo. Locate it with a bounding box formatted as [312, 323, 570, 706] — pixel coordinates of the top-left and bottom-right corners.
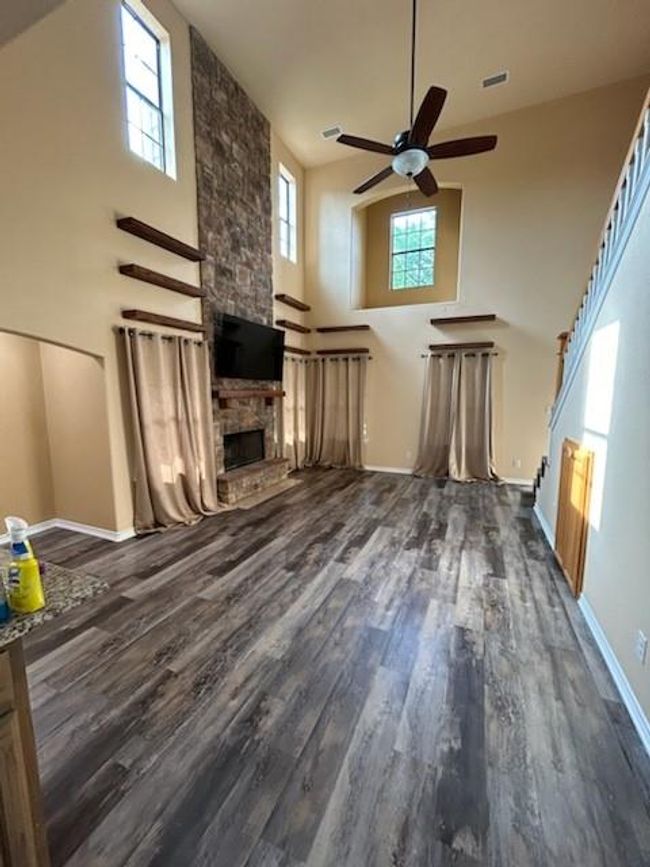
[512, 457, 522, 469]
[635, 630, 648, 665]
[405, 449, 413, 462]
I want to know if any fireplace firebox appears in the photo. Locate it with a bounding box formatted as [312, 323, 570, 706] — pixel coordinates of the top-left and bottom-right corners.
[223, 429, 265, 472]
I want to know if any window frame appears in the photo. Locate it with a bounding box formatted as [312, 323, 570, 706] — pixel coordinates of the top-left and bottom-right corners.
[389, 206, 437, 291]
[120, 1, 176, 178]
[278, 164, 298, 264]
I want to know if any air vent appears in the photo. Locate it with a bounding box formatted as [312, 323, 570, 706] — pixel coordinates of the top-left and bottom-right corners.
[321, 125, 342, 140]
[482, 71, 509, 89]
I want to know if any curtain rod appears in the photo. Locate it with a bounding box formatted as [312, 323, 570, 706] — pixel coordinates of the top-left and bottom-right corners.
[420, 351, 498, 358]
[286, 355, 373, 361]
[114, 326, 204, 345]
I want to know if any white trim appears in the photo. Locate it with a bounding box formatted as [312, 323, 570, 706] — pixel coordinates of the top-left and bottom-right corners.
[53, 520, 135, 543]
[363, 465, 414, 475]
[0, 519, 135, 546]
[502, 477, 532, 486]
[578, 595, 650, 758]
[533, 502, 555, 548]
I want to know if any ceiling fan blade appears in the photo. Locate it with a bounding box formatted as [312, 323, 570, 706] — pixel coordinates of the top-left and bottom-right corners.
[428, 135, 498, 160]
[337, 134, 394, 155]
[414, 167, 438, 197]
[353, 165, 394, 195]
[409, 86, 447, 146]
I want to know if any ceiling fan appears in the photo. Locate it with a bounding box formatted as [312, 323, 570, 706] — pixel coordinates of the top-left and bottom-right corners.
[337, 0, 497, 196]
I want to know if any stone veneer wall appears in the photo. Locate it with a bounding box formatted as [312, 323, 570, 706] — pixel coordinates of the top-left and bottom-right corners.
[190, 28, 278, 474]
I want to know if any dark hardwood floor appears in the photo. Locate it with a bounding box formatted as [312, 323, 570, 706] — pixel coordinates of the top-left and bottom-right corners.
[24, 469, 650, 866]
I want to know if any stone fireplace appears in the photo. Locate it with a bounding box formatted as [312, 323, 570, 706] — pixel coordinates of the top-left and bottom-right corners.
[191, 28, 289, 504]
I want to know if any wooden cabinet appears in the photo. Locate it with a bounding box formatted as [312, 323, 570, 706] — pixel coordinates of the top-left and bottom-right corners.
[0, 644, 50, 867]
[555, 438, 594, 597]
[0, 710, 40, 865]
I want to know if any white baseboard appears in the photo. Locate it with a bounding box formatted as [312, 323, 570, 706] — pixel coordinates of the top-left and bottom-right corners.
[578, 595, 650, 758]
[503, 477, 533, 486]
[363, 465, 414, 475]
[533, 502, 555, 548]
[54, 519, 135, 543]
[0, 519, 135, 546]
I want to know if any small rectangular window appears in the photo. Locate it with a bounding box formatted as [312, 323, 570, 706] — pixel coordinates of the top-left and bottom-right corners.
[120, 2, 175, 177]
[390, 207, 437, 290]
[278, 165, 297, 263]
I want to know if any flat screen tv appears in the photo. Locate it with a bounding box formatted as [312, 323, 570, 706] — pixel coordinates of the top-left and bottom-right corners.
[214, 312, 284, 381]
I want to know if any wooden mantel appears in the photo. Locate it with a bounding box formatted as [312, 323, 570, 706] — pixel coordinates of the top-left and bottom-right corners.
[214, 388, 284, 408]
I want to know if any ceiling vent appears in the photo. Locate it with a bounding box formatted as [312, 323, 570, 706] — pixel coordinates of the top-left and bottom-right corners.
[321, 125, 343, 140]
[482, 71, 509, 89]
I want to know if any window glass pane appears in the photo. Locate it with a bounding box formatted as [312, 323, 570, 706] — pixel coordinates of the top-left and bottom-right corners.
[121, 4, 166, 172]
[122, 7, 160, 105]
[279, 220, 289, 257]
[278, 167, 297, 262]
[390, 207, 437, 290]
[279, 176, 289, 220]
[126, 88, 163, 151]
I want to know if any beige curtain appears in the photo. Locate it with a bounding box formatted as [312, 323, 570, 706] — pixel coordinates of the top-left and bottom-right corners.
[414, 352, 459, 477]
[415, 351, 498, 482]
[305, 355, 367, 469]
[123, 330, 221, 533]
[282, 357, 307, 470]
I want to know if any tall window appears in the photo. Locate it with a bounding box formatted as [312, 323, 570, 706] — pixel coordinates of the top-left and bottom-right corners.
[278, 165, 297, 263]
[120, 2, 175, 177]
[390, 207, 437, 290]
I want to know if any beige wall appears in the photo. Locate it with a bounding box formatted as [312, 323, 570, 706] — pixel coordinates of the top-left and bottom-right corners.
[304, 77, 649, 477]
[271, 133, 308, 348]
[537, 189, 650, 722]
[363, 188, 461, 309]
[0, 333, 54, 524]
[0, 0, 200, 532]
[40, 343, 116, 529]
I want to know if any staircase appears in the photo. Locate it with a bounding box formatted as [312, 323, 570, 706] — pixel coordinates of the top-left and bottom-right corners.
[552, 92, 650, 422]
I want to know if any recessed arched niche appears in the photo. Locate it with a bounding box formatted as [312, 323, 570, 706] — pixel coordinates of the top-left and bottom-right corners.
[350, 186, 462, 310]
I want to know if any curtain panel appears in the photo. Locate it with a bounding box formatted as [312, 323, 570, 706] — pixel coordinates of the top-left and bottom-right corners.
[415, 351, 498, 482]
[305, 356, 367, 469]
[282, 357, 308, 470]
[123, 329, 221, 533]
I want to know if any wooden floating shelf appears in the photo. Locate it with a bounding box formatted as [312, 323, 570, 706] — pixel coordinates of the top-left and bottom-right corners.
[315, 325, 371, 333]
[276, 319, 311, 334]
[316, 348, 370, 355]
[121, 309, 205, 333]
[116, 217, 205, 262]
[284, 346, 312, 356]
[428, 341, 495, 351]
[119, 264, 205, 298]
[214, 388, 284, 408]
[430, 314, 497, 326]
[274, 293, 311, 312]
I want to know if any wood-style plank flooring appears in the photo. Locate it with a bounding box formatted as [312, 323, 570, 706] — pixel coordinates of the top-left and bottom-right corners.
[24, 469, 650, 866]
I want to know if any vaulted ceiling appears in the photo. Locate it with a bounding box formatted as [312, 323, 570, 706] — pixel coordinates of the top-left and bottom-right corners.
[174, 0, 650, 166]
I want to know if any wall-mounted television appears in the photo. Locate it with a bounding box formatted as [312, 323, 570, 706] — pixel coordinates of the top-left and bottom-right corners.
[214, 312, 284, 381]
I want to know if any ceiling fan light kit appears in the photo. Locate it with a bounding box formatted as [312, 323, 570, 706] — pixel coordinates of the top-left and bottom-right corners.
[337, 0, 497, 197]
[392, 147, 429, 178]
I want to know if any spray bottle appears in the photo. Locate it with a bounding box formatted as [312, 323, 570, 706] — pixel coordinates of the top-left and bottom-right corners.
[5, 517, 45, 615]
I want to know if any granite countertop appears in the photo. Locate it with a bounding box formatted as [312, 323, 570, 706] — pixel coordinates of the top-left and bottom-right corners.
[0, 561, 108, 648]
